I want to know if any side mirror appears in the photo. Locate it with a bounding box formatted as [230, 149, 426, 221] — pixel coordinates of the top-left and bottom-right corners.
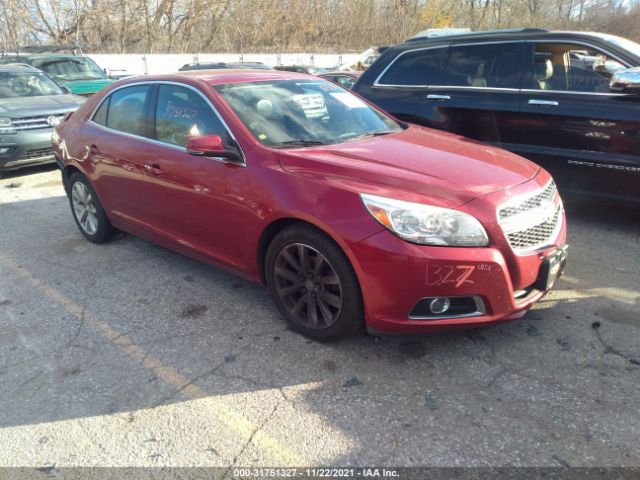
[186, 134, 242, 162]
[609, 67, 640, 93]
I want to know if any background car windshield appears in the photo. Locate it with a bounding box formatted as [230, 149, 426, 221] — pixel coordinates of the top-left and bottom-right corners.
[0, 71, 64, 98]
[600, 34, 640, 60]
[32, 57, 106, 81]
[215, 79, 401, 146]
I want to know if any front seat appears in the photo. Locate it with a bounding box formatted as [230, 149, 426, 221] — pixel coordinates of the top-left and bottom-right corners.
[468, 63, 487, 88]
[534, 59, 554, 90]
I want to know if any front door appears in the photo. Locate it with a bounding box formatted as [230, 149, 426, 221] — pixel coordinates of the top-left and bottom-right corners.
[140, 83, 250, 272]
[517, 41, 640, 200]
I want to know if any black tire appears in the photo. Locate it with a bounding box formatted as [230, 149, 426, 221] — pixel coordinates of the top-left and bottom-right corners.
[67, 172, 115, 244]
[265, 224, 364, 341]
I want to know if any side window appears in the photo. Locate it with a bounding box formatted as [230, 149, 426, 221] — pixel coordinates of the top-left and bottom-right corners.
[377, 48, 446, 86]
[92, 96, 109, 126]
[154, 84, 229, 147]
[106, 85, 151, 137]
[445, 43, 523, 89]
[529, 44, 626, 93]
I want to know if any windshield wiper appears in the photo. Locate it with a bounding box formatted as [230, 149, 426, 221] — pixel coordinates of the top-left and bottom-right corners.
[270, 140, 328, 148]
[343, 130, 397, 142]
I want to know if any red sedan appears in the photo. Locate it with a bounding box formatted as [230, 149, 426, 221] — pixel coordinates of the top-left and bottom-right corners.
[52, 70, 567, 341]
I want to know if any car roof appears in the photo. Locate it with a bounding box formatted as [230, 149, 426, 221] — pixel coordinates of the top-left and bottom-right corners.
[29, 54, 86, 61]
[171, 69, 319, 85]
[406, 27, 547, 42]
[0, 63, 41, 72]
[320, 71, 362, 77]
[3, 53, 80, 60]
[180, 62, 271, 70]
[401, 28, 633, 47]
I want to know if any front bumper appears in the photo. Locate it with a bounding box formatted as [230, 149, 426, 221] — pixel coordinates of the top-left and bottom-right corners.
[349, 171, 568, 335]
[0, 129, 55, 172]
[350, 227, 567, 335]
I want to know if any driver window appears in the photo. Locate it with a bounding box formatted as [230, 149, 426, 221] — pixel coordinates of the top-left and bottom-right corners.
[530, 44, 626, 93]
[154, 84, 229, 147]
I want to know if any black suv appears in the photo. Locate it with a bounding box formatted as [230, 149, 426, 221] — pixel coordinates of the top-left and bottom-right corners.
[354, 29, 640, 202]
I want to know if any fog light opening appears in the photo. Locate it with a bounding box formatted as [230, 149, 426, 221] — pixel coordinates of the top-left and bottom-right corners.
[429, 297, 451, 314]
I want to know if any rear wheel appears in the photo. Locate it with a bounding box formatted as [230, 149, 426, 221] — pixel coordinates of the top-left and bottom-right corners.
[68, 172, 114, 243]
[266, 224, 363, 341]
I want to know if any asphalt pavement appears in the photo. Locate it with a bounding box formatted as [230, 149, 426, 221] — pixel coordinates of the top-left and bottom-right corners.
[0, 165, 638, 469]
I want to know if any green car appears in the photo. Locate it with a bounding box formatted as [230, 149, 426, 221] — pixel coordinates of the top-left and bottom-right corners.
[1, 46, 113, 97]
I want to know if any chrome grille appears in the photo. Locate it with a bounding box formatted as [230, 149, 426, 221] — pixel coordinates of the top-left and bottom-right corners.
[506, 206, 561, 250]
[18, 147, 55, 160]
[499, 181, 556, 219]
[498, 181, 563, 253]
[11, 114, 64, 131]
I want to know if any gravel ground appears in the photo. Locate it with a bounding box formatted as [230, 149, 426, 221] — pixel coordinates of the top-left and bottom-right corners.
[0, 165, 638, 469]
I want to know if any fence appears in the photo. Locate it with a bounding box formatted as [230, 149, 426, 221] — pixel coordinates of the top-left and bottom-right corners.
[90, 53, 363, 75]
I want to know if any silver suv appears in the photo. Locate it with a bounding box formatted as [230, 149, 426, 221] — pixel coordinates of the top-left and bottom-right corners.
[0, 64, 85, 176]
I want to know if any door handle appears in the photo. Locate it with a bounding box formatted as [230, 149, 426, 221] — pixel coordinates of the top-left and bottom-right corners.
[427, 94, 451, 101]
[144, 163, 164, 176]
[528, 99, 559, 106]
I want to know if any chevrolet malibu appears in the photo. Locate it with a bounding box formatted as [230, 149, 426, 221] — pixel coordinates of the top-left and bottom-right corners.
[52, 70, 567, 341]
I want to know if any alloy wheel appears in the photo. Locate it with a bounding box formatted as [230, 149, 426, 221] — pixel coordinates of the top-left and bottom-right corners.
[273, 243, 343, 329]
[71, 182, 99, 236]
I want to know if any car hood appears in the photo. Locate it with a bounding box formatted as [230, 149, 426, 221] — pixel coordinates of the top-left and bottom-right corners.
[59, 79, 113, 95]
[278, 125, 540, 207]
[0, 94, 86, 117]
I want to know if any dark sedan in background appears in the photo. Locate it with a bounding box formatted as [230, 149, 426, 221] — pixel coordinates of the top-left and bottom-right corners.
[354, 28, 640, 202]
[178, 62, 272, 71]
[319, 71, 362, 89]
[274, 65, 329, 75]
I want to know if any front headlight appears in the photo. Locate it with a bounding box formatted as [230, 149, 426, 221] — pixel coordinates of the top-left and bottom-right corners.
[0, 117, 16, 134]
[361, 193, 489, 247]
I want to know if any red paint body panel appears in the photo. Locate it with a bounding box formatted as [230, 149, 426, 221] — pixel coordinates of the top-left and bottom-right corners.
[53, 70, 567, 335]
[348, 171, 567, 335]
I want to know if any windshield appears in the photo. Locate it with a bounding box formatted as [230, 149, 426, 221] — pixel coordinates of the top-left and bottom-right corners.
[0, 71, 64, 98]
[599, 34, 640, 62]
[31, 57, 107, 81]
[214, 79, 402, 147]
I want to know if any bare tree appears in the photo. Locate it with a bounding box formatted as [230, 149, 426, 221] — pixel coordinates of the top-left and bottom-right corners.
[1, 0, 638, 54]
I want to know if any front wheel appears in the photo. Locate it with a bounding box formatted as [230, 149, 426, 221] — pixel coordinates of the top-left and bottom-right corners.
[266, 224, 364, 341]
[67, 173, 114, 243]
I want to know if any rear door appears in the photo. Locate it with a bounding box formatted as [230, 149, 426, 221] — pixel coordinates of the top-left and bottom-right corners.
[426, 41, 525, 147]
[83, 84, 155, 229]
[368, 42, 525, 148]
[360, 45, 448, 125]
[517, 41, 640, 199]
